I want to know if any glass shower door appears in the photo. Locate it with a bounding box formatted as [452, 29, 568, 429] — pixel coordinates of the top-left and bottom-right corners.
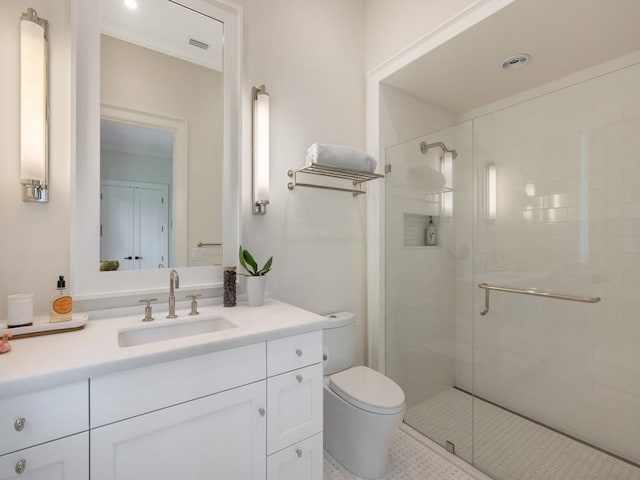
[472, 63, 640, 480]
[385, 121, 474, 463]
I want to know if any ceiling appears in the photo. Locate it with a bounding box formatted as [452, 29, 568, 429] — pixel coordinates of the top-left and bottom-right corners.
[102, 0, 223, 71]
[382, 0, 640, 114]
[101, 119, 173, 159]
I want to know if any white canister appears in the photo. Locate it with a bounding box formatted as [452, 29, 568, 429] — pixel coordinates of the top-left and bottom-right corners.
[246, 276, 266, 307]
[7, 293, 34, 327]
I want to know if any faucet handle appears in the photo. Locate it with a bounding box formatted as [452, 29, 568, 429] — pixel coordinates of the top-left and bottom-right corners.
[139, 298, 157, 322]
[186, 294, 201, 316]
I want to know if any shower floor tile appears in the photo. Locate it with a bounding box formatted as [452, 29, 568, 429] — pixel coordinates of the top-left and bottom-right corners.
[404, 388, 640, 480]
[323, 429, 477, 480]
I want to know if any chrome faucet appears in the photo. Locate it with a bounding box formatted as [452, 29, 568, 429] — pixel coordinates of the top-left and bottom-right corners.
[167, 269, 180, 318]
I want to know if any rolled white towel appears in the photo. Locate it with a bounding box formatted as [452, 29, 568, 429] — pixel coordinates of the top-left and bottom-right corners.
[306, 143, 377, 173]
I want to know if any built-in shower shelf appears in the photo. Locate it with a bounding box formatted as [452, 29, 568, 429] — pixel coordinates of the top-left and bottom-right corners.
[287, 163, 384, 196]
[404, 213, 441, 247]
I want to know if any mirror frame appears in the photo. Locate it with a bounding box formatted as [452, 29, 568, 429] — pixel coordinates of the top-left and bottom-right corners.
[71, 0, 241, 300]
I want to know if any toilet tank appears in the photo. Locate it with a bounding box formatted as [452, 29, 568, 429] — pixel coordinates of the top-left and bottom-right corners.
[323, 312, 356, 375]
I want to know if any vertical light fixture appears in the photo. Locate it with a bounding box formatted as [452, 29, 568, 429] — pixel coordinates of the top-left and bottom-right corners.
[252, 85, 269, 215]
[441, 152, 453, 218]
[20, 8, 49, 203]
[487, 163, 497, 220]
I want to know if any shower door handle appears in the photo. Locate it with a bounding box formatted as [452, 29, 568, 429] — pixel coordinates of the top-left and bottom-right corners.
[478, 283, 600, 316]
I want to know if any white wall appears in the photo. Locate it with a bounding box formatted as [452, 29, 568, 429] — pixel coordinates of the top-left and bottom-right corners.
[379, 83, 455, 149]
[365, 0, 478, 71]
[0, 0, 369, 362]
[0, 0, 70, 317]
[235, 0, 368, 363]
[101, 150, 172, 185]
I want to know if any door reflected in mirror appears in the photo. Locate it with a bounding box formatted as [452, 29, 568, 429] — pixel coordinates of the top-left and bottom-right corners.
[99, 0, 223, 271]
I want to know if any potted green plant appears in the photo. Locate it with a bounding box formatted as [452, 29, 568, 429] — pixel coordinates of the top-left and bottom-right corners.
[239, 246, 272, 306]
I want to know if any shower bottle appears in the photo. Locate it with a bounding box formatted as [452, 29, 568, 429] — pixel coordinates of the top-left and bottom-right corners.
[426, 216, 437, 246]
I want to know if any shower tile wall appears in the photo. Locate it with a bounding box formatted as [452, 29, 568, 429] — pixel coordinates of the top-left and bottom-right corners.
[474, 62, 640, 465]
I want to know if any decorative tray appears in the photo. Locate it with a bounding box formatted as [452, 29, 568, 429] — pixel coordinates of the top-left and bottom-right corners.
[1, 313, 89, 339]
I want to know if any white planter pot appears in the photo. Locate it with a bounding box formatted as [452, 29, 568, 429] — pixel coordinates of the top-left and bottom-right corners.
[246, 276, 266, 307]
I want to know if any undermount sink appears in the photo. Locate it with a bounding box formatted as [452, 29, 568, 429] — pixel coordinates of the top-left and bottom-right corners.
[118, 316, 237, 348]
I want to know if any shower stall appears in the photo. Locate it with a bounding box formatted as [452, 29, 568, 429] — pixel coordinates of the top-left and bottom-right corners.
[375, 2, 640, 477]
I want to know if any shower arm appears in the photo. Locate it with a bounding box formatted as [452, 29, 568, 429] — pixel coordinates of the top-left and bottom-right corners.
[420, 141, 458, 159]
[478, 283, 601, 316]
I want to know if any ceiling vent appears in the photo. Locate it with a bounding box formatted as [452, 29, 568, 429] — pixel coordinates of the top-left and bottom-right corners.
[188, 38, 209, 50]
[501, 54, 530, 70]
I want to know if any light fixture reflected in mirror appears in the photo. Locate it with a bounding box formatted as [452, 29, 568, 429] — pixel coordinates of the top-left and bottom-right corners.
[20, 8, 49, 203]
[252, 85, 269, 215]
[487, 163, 497, 220]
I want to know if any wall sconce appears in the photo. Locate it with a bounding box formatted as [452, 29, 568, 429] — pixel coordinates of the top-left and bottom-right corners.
[487, 163, 497, 220]
[252, 85, 269, 215]
[441, 152, 453, 218]
[20, 8, 49, 203]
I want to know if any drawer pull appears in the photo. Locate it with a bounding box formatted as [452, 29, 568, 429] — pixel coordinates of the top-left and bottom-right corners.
[14, 417, 26, 432]
[296, 348, 303, 357]
[15, 459, 26, 475]
[296, 448, 303, 458]
[296, 375, 303, 383]
[259, 408, 266, 417]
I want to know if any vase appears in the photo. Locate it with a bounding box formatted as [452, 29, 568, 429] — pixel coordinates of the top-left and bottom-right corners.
[246, 276, 266, 307]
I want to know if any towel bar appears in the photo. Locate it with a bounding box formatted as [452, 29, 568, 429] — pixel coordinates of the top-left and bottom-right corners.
[478, 283, 601, 316]
[197, 242, 222, 247]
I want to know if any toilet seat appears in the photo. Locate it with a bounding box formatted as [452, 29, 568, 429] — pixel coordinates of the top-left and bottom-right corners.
[328, 365, 404, 415]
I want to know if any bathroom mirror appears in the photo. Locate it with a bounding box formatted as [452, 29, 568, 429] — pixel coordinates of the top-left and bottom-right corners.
[100, 0, 223, 271]
[72, 0, 241, 298]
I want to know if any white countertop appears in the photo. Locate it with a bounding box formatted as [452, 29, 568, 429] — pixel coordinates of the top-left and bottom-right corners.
[0, 298, 327, 398]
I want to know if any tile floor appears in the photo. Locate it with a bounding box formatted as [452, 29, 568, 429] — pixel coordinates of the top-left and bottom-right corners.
[404, 389, 640, 480]
[323, 428, 477, 480]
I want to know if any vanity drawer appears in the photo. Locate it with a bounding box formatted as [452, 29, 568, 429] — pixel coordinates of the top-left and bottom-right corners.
[267, 432, 323, 480]
[267, 363, 323, 454]
[0, 381, 88, 456]
[0, 432, 88, 480]
[267, 331, 322, 377]
[90, 342, 266, 427]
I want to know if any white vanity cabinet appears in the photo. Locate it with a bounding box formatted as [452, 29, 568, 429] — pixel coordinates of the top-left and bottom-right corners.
[266, 331, 324, 480]
[0, 381, 89, 480]
[0, 305, 326, 480]
[91, 381, 266, 480]
[90, 343, 267, 480]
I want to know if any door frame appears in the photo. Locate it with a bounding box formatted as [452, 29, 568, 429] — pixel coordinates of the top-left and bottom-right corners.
[101, 105, 188, 267]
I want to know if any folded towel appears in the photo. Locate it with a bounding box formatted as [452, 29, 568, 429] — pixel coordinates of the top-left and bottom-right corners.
[306, 143, 377, 173]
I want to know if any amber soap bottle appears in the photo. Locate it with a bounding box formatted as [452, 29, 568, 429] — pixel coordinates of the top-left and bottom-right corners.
[50, 275, 73, 323]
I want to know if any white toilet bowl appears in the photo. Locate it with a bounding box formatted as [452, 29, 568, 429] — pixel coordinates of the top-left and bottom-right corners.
[323, 365, 405, 479]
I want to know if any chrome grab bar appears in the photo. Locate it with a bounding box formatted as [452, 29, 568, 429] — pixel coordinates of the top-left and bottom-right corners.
[478, 283, 601, 316]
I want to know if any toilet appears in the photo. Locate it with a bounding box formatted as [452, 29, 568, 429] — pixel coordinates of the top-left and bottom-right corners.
[323, 312, 405, 479]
